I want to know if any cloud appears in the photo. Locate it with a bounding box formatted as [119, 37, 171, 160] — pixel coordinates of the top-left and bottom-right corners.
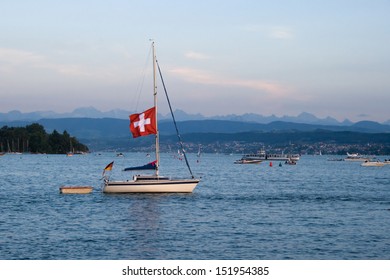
[243, 24, 294, 39]
[357, 113, 371, 119]
[269, 26, 294, 39]
[184, 51, 211, 60]
[0, 48, 86, 76]
[170, 67, 290, 97]
[0, 48, 44, 66]
[0, 48, 124, 81]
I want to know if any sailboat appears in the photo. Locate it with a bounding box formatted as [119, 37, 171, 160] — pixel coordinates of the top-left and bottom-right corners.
[66, 140, 74, 157]
[102, 42, 200, 193]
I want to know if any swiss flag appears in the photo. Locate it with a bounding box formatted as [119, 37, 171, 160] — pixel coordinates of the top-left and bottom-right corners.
[129, 107, 157, 138]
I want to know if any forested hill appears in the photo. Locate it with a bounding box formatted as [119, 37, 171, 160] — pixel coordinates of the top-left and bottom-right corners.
[0, 123, 89, 154]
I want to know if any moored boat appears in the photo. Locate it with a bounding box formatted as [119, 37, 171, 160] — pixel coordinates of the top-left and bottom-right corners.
[234, 159, 262, 164]
[237, 149, 300, 162]
[361, 161, 385, 167]
[102, 42, 200, 193]
[285, 158, 297, 165]
[344, 153, 370, 162]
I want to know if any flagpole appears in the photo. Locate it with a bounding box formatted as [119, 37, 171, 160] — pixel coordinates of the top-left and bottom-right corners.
[152, 41, 160, 176]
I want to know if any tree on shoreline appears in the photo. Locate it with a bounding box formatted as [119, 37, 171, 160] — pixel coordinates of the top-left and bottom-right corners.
[0, 123, 89, 154]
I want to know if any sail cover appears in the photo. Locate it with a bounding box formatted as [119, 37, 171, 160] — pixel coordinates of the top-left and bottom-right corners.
[123, 160, 157, 171]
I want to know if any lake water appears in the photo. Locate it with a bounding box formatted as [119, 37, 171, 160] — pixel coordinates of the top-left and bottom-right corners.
[0, 153, 389, 260]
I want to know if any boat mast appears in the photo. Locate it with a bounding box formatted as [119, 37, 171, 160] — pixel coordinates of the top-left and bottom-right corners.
[152, 41, 160, 176]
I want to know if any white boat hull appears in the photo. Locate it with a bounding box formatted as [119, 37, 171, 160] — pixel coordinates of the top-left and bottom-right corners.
[103, 178, 200, 193]
[361, 162, 385, 167]
[234, 159, 262, 164]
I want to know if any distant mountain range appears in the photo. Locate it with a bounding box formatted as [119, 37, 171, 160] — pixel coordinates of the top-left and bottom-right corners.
[1, 107, 390, 141]
[1, 108, 389, 153]
[1, 106, 389, 126]
[1, 118, 390, 143]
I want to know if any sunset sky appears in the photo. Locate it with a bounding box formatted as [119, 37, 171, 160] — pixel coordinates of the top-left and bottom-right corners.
[1, 0, 389, 122]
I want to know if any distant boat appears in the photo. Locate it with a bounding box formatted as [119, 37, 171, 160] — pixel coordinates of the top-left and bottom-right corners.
[102, 42, 200, 193]
[285, 158, 297, 165]
[327, 158, 344, 161]
[234, 159, 262, 164]
[237, 149, 300, 162]
[67, 151, 88, 156]
[196, 145, 202, 163]
[344, 153, 370, 162]
[361, 160, 385, 167]
[66, 139, 74, 156]
[6, 141, 22, 155]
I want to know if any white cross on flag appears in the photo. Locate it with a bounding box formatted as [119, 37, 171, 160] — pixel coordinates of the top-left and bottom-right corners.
[129, 107, 157, 138]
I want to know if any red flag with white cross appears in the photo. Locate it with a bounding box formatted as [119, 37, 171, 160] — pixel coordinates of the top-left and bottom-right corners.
[129, 107, 157, 138]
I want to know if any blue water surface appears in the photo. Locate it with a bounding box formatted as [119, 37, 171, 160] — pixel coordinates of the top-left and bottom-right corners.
[0, 153, 389, 259]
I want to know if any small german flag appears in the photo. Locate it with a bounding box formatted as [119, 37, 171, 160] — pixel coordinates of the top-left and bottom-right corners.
[102, 161, 114, 176]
